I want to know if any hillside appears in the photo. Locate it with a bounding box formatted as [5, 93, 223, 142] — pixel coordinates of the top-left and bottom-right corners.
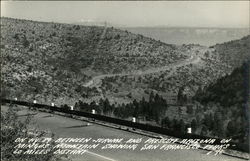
[192, 63, 249, 143]
[1, 17, 187, 104]
[98, 35, 250, 103]
[194, 61, 249, 106]
[1, 17, 250, 106]
[212, 35, 250, 68]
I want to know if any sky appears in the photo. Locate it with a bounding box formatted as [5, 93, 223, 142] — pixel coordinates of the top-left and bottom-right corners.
[1, 1, 249, 28]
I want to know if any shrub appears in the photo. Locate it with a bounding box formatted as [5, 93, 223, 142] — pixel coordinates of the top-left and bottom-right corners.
[22, 37, 30, 48]
[1, 104, 67, 161]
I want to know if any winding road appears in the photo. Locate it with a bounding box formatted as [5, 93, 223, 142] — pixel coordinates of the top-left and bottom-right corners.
[83, 47, 206, 93]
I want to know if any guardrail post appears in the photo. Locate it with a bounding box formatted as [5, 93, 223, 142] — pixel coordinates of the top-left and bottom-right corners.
[50, 102, 55, 115]
[68, 106, 74, 118]
[91, 109, 96, 121]
[132, 117, 136, 130]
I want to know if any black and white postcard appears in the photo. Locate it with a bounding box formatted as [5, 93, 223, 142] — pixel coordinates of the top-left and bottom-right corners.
[1, 1, 249, 161]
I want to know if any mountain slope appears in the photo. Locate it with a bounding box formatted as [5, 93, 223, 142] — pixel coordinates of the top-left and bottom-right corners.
[1, 17, 249, 106]
[212, 35, 250, 68]
[193, 62, 249, 143]
[1, 17, 188, 104]
[194, 62, 249, 106]
[97, 36, 250, 103]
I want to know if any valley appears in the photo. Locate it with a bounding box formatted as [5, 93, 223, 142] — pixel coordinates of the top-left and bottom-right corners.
[1, 17, 249, 145]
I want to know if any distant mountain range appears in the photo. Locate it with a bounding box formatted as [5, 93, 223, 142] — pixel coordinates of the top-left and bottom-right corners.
[73, 20, 113, 27]
[121, 27, 249, 46]
[72, 21, 249, 46]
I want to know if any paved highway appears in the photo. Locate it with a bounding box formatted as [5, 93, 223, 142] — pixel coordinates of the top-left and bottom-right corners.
[2, 105, 246, 161]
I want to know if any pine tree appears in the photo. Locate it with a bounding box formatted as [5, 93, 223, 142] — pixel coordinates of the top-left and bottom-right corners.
[187, 105, 193, 114]
[226, 120, 236, 137]
[22, 36, 30, 48]
[191, 119, 197, 132]
[161, 116, 170, 128]
[201, 126, 208, 136]
[179, 119, 186, 133]
[133, 99, 139, 117]
[213, 111, 225, 137]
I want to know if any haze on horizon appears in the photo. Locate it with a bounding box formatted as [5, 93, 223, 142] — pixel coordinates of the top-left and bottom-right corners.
[1, 1, 249, 28]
